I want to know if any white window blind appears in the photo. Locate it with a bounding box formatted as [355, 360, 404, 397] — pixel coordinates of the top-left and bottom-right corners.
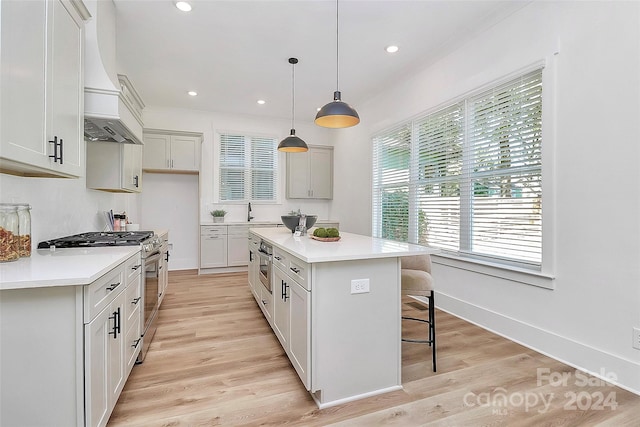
[219, 133, 278, 202]
[372, 68, 543, 267]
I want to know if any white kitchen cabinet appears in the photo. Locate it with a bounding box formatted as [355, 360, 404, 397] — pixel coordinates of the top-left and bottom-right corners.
[0, 0, 88, 178]
[200, 226, 228, 268]
[86, 141, 143, 193]
[248, 235, 260, 297]
[261, 244, 311, 390]
[286, 145, 333, 199]
[227, 225, 250, 266]
[85, 288, 126, 427]
[143, 130, 201, 173]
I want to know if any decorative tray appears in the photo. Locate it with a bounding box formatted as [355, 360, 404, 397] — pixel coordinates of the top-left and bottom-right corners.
[309, 235, 341, 242]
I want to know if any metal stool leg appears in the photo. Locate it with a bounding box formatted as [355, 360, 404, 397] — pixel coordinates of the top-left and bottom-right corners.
[402, 290, 436, 372]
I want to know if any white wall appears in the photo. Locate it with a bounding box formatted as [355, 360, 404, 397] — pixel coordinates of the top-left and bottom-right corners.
[140, 107, 336, 269]
[332, 1, 640, 393]
[0, 164, 139, 245]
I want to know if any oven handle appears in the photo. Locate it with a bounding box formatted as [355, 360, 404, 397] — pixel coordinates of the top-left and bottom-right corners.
[144, 251, 162, 263]
[258, 249, 272, 261]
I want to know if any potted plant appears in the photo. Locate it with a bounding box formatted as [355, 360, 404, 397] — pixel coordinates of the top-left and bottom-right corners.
[211, 209, 227, 223]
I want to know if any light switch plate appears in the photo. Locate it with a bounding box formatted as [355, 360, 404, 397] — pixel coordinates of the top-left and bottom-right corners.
[351, 279, 370, 294]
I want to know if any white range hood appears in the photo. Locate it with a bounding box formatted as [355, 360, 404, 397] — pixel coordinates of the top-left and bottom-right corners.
[84, 0, 144, 145]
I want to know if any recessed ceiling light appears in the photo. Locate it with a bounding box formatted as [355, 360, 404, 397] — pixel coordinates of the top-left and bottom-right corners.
[257, 100, 266, 105]
[175, 1, 192, 12]
[385, 45, 399, 54]
[188, 91, 197, 96]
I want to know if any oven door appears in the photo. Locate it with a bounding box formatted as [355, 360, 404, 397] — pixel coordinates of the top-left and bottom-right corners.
[138, 251, 161, 363]
[258, 250, 272, 293]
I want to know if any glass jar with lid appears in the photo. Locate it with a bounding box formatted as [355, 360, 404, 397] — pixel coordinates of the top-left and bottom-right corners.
[0, 205, 19, 262]
[15, 204, 32, 257]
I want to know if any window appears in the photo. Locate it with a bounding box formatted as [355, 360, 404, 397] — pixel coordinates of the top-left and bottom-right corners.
[219, 133, 278, 202]
[373, 68, 543, 268]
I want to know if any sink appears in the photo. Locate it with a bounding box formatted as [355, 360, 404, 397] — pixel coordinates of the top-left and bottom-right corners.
[281, 215, 318, 233]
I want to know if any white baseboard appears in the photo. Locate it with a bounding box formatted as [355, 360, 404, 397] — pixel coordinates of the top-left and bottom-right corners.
[436, 292, 640, 396]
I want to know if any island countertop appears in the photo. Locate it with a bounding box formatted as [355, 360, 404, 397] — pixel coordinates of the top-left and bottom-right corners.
[249, 227, 437, 263]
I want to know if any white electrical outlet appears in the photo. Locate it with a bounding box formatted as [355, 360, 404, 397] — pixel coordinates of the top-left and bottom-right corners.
[351, 279, 370, 294]
[633, 327, 640, 350]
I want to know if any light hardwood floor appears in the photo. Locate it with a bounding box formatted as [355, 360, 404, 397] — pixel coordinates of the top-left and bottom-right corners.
[108, 271, 640, 426]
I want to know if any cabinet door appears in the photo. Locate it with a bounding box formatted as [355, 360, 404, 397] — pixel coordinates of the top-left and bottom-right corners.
[0, 0, 47, 170]
[289, 280, 311, 389]
[170, 135, 200, 171]
[84, 304, 111, 427]
[107, 290, 126, 408]
[143, 134, 171, 170]
[309, 147, 333, 199]
[272, 267, 290, 348]
[158, 249, 169, 303]
[47, 0, 83, 176]
[200, 235, 228, 268]
[0, 0, 83, 177]
[227, 235, 249, 266]
[286, 151, 311, 198]
[122, 143, 142, 192]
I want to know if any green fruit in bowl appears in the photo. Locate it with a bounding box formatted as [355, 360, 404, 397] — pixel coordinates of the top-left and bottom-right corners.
[326, 228, 340, 238]
[313, 228, 328, 238]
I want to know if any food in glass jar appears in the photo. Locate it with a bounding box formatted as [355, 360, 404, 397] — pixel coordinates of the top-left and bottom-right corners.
[0, 226, 19, 262]
[18, 234, 31, 257]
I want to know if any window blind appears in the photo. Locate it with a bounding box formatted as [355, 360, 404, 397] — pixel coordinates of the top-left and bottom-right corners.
[372, 68, 543, 267]
[219, 133, 278, 202]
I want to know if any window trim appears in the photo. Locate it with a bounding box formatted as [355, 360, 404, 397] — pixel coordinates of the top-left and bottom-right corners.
[372, 59, 557, 283]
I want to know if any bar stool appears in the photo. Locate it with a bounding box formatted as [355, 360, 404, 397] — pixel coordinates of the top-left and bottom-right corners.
[401, 254, 436, 372]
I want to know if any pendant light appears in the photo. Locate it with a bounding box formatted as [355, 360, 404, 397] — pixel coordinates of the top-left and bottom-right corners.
[315, 0, 360, 128]
[278, 58, 308, 152]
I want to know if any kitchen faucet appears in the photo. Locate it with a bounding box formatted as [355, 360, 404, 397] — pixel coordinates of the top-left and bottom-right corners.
[247, 202, 254, 222]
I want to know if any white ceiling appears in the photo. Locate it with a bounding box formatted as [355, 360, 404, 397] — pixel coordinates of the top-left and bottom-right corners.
[113, 0, 529, 123]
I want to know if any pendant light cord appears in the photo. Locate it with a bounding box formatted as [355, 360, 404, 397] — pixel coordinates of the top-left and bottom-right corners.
[336, 0, 340, 92]
[291, 61, 296, 129]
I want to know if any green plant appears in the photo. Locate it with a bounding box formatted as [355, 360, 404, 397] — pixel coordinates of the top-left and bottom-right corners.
[211, 209, 227, 217]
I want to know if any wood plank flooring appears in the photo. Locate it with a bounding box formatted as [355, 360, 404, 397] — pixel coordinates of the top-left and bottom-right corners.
[108, 271, 640, 426]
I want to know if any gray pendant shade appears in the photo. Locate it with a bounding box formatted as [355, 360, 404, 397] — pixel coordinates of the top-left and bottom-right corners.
[278, 58, 308, 153]
[278, 129, 308, 153]
[315, 0, 360, 129]
[315, 91, 360, 128]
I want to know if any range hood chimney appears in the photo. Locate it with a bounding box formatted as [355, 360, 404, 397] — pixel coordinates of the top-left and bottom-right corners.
[84, 0, 144, 145]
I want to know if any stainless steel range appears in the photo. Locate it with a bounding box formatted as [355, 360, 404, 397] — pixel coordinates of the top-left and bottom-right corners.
[38, 231, 163, 363]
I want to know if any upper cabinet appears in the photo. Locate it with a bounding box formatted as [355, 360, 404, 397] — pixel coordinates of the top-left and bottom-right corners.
[0, 0, 89, 178]
[86, 142, 143, 193]
[143, 130, 202, 174]
[286, 145, 333, 199]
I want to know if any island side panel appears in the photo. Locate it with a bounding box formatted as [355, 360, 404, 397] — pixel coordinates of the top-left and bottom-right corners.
[311, 257, 401, 406]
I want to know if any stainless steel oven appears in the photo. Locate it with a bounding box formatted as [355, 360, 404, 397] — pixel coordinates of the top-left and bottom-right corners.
[136, 234, 163, 363]
[258, 240, 272, 293]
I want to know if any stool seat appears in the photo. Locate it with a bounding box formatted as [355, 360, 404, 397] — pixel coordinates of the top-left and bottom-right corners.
[401, 269, 433, 295]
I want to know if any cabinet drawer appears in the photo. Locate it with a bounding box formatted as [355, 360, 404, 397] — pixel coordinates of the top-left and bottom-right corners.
[125, 314, 142, 374]
[201, 225, 227, 236]
[272, 247, 289, 272]
[288, 257, 309, 291]
[125, 276, 142, 324]
[124, 252, 142, 286]
[227, 225, 249, 237]
[84, 267, 125, 323]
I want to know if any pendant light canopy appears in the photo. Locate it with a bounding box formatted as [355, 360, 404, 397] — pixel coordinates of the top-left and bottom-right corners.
[278, 58, 308, 152]
[315, 0, 360, 129]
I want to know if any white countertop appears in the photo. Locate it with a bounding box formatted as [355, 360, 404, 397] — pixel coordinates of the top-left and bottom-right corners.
[200, 220, 340, 226]
[0, 246, 140, 291]
[250, 228, 437, 263]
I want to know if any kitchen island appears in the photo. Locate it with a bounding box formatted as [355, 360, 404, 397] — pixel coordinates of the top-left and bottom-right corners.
[248, 227, 437, 408]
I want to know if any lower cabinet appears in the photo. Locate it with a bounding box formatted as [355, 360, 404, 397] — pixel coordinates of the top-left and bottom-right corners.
[84, 289, 126, 427]
[84, 251, 142, 427]
[200, 226, 227, 268]
[271, 264, 311, 389]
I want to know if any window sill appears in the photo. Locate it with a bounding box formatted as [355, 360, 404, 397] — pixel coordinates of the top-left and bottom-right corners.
[432, 252, 555, 290]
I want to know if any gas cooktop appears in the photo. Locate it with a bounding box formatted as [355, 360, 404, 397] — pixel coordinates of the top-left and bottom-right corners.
[37, 231, 154, 249]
